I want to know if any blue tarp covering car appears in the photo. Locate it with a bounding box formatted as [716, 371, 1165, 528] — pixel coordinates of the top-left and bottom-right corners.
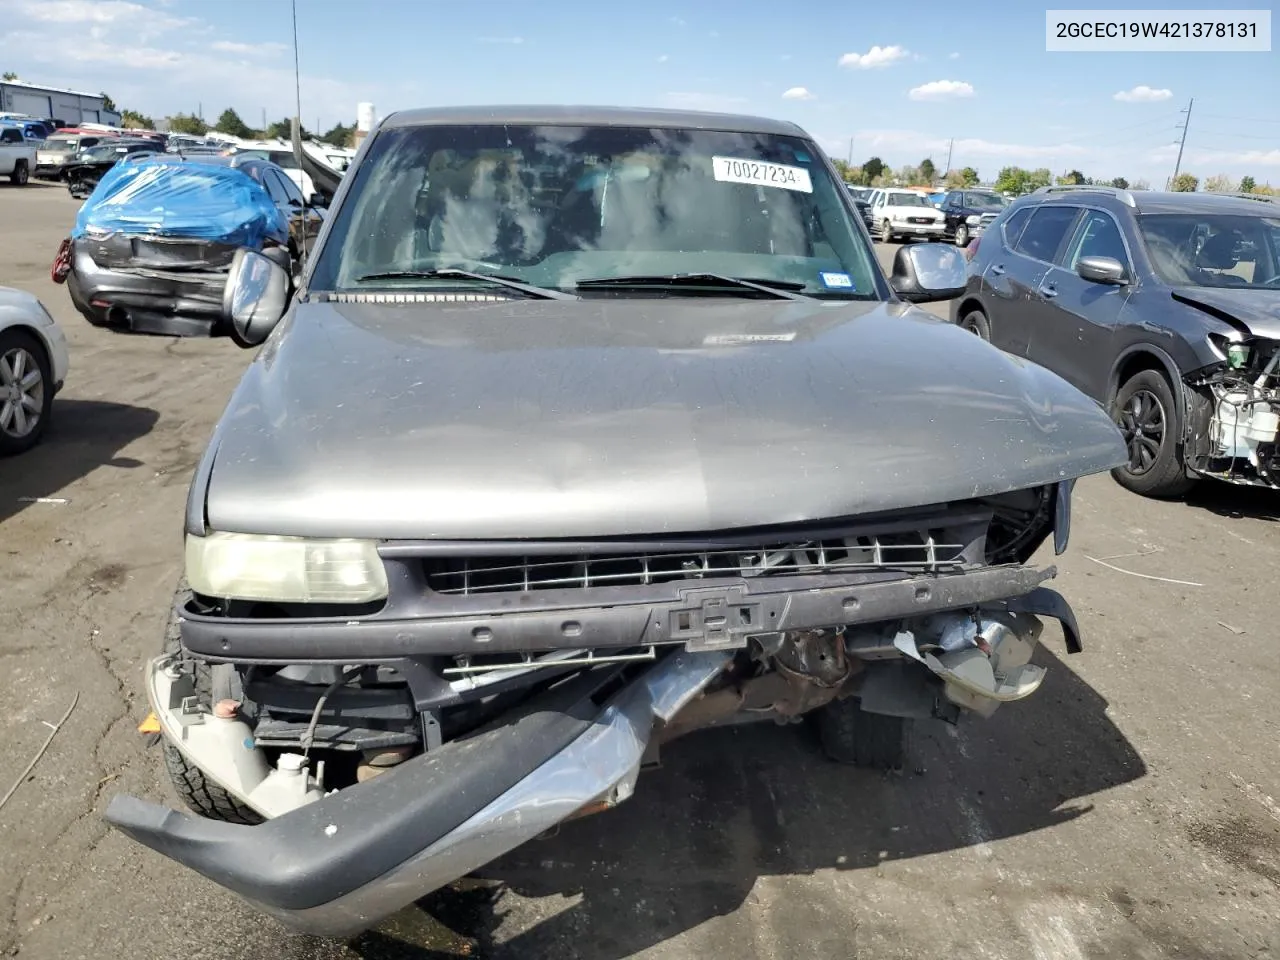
[54, 157, 293, 337]
[72, 158, 289, 248]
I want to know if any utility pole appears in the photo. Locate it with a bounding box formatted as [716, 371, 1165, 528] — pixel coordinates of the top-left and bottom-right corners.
[944, 137, 954, 174]
[1171, 97, 1194, 186]
[846, 137, 853, 165]
[198, 101, 202, 122]
[262, 108, 267, 132]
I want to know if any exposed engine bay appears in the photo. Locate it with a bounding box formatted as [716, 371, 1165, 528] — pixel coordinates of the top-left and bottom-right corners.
[1188, 335, 1280, 487]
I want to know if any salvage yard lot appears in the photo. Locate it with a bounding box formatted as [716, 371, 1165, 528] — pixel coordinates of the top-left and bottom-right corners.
[1, 181, 1278, 960]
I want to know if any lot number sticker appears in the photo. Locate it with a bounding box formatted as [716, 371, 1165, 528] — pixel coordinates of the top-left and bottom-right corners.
[712, 156, 813, 193]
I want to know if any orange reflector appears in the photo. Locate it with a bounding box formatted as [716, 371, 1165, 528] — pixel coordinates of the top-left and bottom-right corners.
[137, 712, 161, 734]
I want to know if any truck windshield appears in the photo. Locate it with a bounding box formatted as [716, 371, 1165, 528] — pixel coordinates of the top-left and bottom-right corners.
[308, 122, 879, 299]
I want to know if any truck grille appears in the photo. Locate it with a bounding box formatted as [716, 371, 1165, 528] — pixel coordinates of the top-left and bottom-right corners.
[424, 530, 971, 596]
[907, 217, 935, 225]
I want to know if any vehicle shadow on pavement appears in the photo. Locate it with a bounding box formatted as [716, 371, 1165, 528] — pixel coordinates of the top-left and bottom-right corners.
[1183, 482, 1280, 522]
[347, 646, 1146, 960]
[0, 399, 157, 524]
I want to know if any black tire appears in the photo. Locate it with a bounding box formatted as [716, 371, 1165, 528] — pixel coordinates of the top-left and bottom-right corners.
[881, 219, 894, 243]
[0, 328, 53, 456]
[958, 308, 991, 341]
[1111, 369, 1196, 498]
[954, 223, 969, 247]
[10, 160, 29, 186]
[159, 581, 263, 825]
[816, 698, 910, 769]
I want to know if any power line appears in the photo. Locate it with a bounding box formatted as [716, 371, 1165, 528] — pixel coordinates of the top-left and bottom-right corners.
[1198, 113, 1280, 125]
[1193, 129, 1280, 142]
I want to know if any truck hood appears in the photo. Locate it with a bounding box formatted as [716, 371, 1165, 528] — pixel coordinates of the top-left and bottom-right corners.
[201, 297, 1127, 540]
[1171, 286, 1280, 340]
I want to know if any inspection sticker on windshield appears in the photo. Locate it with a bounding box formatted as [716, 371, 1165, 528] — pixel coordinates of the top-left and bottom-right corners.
[820, 272, 854, 289]
[712, 157, 812, 193]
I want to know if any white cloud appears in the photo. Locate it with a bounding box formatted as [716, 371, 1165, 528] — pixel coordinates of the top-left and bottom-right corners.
[478, 36, 524, 44]
[210, 40, 286, 57]
[669, 15, 686, 25]
[781, 86, 815, 101]
[908, 80, 974, 101]
[664, 91, 750, 112]
[657, 54, 669, 63]
[948, 51, 961, 59]
[838, 45, 909, 69]
[1114, 84, 1173, 102]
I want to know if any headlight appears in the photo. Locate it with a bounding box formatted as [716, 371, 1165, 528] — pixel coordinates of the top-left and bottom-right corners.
[186, 532, 389, 603]
[965, 215, 981, 225]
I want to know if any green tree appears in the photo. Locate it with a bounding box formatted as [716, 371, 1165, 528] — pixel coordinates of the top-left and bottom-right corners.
[1027, 168, 1052, 191]
[943, 169, 965, 189]
[214, 107, 254, 139]
[321, 122, 354, 148]
[994, 166, 1029, 195]
[897, 163, 919, 185]
[265, 117, 311, 141]
[100, 92, 116, 112]
[168, 113, 208, 135]
[121, 109, 155, 129]
[1130, 178, 1150, 191]
[960, 167, 979, 187]
[1110, 176, 1129, 189]
[1057, 169, 1085, 186]
[918, 157, 936, 185]
[2, 71, 17, 81]
[861, 156, 885, 182]
[1171, 173, 1199, 192]
[1239, 175, 1256, 193]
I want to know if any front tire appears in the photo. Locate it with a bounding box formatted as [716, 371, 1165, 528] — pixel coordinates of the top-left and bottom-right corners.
[954, 223, 970, 247]
[881, 219, 894, 243]
[816, 698, 910, 769]
[1111, 369, 1196, 498]
[160, 581, 263, 825]
[10, 160, 29, 186]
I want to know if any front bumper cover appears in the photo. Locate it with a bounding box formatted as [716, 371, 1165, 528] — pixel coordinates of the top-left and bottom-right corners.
[179, 563, 1066, 663]
[104, 649, 729, 938]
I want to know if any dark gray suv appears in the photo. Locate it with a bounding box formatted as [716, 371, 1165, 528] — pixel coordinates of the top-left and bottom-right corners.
[953, 185, 1280, 498]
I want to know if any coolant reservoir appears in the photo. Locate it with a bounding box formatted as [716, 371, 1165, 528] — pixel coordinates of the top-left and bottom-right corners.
[1244, 407, 1280, 444]
[253, 752, 326, 810]
[1214, 392, 1250, 457]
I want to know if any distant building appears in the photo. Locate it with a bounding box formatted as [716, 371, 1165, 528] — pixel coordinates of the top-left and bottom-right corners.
[0, 79, 121, 127]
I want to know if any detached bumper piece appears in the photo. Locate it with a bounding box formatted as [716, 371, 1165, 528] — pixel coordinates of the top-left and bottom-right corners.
[104, 650, 728, 938]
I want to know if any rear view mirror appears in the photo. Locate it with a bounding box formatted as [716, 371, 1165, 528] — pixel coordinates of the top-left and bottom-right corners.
[223, 248, 290, 348]
[1076, 256, 1127, 285]
[308, 193, 326, 208]
[889, 243, 967, 303]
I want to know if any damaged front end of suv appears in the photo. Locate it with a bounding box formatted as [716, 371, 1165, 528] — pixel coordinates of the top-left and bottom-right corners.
[1184, 328, 1280, 487]
[103, 105, 1128, 938]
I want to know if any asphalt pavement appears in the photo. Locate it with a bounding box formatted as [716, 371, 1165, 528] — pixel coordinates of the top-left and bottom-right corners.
[1, 181, 1277, 960]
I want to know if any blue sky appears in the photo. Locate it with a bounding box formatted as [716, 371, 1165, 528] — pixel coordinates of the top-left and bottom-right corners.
[1, 0, 1276, 186]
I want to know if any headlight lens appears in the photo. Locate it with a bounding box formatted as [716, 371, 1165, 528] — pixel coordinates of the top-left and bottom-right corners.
[186, 532, 389, 603]
[965, 215, 981, 225]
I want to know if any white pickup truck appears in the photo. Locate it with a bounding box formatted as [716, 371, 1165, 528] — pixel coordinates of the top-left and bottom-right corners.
[0, 125, 37, 185]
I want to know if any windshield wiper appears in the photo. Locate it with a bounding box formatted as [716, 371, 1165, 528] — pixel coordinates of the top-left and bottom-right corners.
[355, 268, 578, 301]
[576, 273, 816, 301]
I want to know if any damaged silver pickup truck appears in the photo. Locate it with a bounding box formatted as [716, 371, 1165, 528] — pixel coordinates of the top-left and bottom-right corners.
[104, 106, 1128, 937]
